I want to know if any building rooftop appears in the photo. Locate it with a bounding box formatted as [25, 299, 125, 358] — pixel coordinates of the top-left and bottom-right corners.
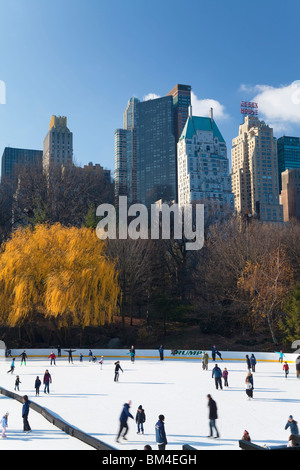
[179, 111, 225, 143]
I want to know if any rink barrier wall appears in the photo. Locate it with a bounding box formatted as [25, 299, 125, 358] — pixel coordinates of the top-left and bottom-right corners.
[0, 386, 115, 451]
[4, 349, 299, 363]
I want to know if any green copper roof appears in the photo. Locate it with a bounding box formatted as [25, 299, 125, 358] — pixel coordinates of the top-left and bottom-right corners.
[180, 115, 225, 143]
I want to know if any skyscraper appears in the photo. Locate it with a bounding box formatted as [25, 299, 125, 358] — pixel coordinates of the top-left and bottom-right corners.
[277, 136, 300, 191]
[135, 95, 176, 207]
[177, 107, 233, 212]
[167, 84, 192, 146]
[43, 115, 73, 173]
[231, 116, 283, 222]
[1, 147, 43, 183]
[280, 168, 300, 222]
[114, 94, 176, 208]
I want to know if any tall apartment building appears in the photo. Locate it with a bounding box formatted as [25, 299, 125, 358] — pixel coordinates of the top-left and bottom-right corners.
[1, 147, 43, 183]
[43, 115, 73, 172]
[114, 93, 177, 207]
[280, 168, 300, 221]
[231, 116, 283, 222]
[277, 136, 300, 191]
[177, 107, 233, 211]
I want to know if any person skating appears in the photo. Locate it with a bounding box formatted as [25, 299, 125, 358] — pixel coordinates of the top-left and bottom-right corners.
[14, 376, 21, 391]
[222, 368, 229, 387]
[250, 354, 257, 372]
[246, 355, 251, 372]
[57, 345, 61, 357]
[19, 351, 27, 366]
[129, 346, 135, 362]
[64, 348, 76, 363]
[211, 346, 216, 362]
[7, 358, 15, 374]
[158, 345, 164, 361]
[116, 401, 134, 442]
[296, 356, 300, 378]
[212, 364, 223, 390]
[99, 356, 104, 369]
[48, 351, 56, 366]
[136, 405, 146, 434]
[43, 370, 52, 394]
[285, 415, 299, 435]
[22, 395, 31, 433]
[276, 350, 285, 363]
[207, 394, 219, 438]
[35, 376, 41, 396]
[1, 412, 8, 438]
[155, 414, 168, 450]
[202, 352, 209, 371]
[114, 361, 123, 382]
[245, 372, 254, 400]
[283, 361, 289, 379]
[88, 350, 93, 362]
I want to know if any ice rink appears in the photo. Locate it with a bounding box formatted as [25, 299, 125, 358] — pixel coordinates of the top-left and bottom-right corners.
[0, 354, 299, 450]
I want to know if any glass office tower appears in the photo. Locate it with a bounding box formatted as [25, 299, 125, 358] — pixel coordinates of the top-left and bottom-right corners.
[277, 136, 300, 191]
[135, 96, 176, 207]
[1, 147, 43, 183]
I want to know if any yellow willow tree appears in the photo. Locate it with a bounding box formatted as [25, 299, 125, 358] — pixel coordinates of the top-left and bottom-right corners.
[237, 246, 294, 345]
[0, 224, 120, 339]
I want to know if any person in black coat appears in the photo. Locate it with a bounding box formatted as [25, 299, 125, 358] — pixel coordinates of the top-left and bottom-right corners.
[207, 394, 219, 438]
[114, 361, 123, 382]
[136, 405, 146, 434]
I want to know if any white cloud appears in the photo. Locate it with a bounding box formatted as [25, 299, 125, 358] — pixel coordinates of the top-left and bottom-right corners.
[143, 93, 161, 101]
[240, 80, 300, 134]
[191, 91, 229, 120]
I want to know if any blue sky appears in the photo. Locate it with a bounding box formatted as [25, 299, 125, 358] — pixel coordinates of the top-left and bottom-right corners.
[0, 0, 299, 174]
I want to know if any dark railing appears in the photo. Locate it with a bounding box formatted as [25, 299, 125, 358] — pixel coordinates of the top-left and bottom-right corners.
[239, 435, 300, 451]
[0, 386, 115, 450]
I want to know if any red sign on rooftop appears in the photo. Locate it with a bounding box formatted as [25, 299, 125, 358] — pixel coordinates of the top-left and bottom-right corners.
[241, 101, 258, 115]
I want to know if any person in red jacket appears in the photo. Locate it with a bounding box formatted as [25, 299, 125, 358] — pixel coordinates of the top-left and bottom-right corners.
[48, 351, 56, 366]
[283, 361, 289, 379]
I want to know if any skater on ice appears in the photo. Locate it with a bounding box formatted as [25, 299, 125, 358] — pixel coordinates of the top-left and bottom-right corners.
[114, 361, 123, 382]
[7, 358, 15, 374]
[14, 375, 21, 391]
[64, 348, 76, 364]
[207, 394, 219, 438]
[250, 354, 256, 372]
[19, 350, 27, 366]
[48, 351, 56, 366]
[155, 414, 168, 450]
[116, 401, 134, 442]
[35, 376, 41, 396]
[43, 369, 52, 394]
[222, 368, 229, 387]
[202, 352, 209, 370]
[285, 415, 299, 435]
[1, 412, 8, 439]
[22, 395, 31, 433]
[283, 361, 289, 378]
[136, 405, 146, 435]
[212, 364, 223, 390]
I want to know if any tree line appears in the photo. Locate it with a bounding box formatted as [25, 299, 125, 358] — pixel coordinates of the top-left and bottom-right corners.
[0, 164, 299, 348]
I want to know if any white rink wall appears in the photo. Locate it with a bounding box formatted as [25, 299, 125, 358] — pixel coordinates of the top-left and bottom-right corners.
[3, 348, 298, 363]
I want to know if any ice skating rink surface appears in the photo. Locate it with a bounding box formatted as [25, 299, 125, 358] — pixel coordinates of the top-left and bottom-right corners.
[0, 356, 298, 450]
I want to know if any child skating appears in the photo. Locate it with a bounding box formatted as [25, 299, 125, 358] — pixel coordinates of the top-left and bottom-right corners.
[1, 412, 8, 438]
